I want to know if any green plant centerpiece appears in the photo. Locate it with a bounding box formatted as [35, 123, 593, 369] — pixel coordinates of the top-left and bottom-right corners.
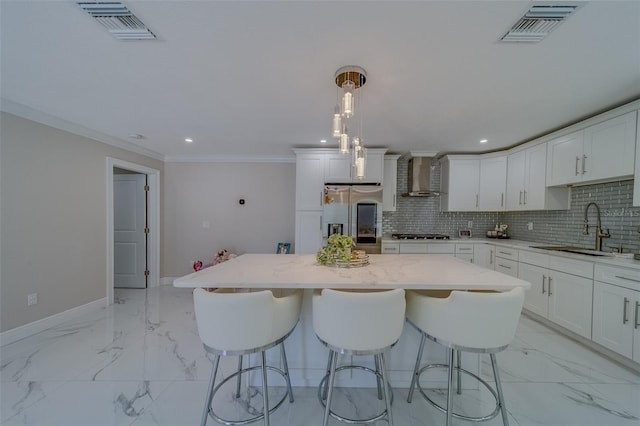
[316, 234, 355, 265]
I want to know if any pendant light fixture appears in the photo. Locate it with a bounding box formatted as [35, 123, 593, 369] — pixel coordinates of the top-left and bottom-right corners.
[331, 66, 367, 179]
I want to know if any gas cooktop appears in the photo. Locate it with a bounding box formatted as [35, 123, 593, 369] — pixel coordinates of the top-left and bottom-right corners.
[391, 233, 450, 240]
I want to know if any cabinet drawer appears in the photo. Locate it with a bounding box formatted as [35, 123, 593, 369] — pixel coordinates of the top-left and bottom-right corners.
[495, 258, 518, 277]
[382, 243, 399, 254]
[549, 257, 594, 279]
[428, 243, 456, 254]
[399, 243, 428, 254]
[519, 250, 550, 268]
[495, 246, 518, 260]
[455, 243, 474, 254]
[594, 264, 640, 291]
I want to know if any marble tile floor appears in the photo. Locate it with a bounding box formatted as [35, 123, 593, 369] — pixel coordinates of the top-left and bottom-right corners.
[1, 285, 639, 426]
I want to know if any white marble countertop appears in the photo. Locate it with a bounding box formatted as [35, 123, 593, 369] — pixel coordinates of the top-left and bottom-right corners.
[383, 237, 640, 270]
[173, 253, 531, 290]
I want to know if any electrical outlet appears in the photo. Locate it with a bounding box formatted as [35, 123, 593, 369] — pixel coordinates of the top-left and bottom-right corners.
[467, 221, 473, 228]
[527, 222, 534, 231]
[27, 293, 38, 306]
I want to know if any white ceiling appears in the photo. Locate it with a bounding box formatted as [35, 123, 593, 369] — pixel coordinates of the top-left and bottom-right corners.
[1, 1, 639, 161]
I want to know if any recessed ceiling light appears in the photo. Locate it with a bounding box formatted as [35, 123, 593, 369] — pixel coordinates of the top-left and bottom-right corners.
[185, 138, 193, 143]
[320, 139, 327, 144]
[480, 139, 488, 144]
[129, 133, 146, 140]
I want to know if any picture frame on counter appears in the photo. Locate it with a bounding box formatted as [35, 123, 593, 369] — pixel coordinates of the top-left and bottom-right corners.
[276, 242, 291, 254]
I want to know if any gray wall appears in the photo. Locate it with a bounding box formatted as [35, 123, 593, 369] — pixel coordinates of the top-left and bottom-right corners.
[163, 161, 296, 277]
[0, 112, 164, 332]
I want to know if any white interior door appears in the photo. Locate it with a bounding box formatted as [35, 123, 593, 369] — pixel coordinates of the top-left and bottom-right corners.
[114, 173, 147, 288]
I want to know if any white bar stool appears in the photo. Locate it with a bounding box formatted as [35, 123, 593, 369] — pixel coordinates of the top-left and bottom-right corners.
[405, 287, 525, 426]
[193, 288, 303, 426]
[313, 288, 406, 426]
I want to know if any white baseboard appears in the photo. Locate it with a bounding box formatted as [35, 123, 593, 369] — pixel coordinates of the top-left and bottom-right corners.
[0, 297, 108, 347]
[160, 277, 178, 286]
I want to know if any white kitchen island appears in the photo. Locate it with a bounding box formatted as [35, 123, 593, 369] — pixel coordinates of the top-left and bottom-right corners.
[174, 254, 531, 387]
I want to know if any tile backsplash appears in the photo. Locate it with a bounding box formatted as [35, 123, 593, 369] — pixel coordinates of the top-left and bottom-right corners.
[383, 156, 640, 254]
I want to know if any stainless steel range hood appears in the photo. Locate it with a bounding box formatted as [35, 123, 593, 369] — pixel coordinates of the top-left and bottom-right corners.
[402, 157, 440, 197]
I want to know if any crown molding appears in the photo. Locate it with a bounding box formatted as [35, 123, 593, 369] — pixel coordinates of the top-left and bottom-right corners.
[164, 154, 296, 163]
[0, 98, 165, 161]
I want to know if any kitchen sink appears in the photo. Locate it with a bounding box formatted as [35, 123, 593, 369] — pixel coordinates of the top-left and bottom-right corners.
[530, 245, 613, 257]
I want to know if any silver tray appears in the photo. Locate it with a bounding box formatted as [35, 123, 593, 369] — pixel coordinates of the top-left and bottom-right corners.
[330, 255, 370, 268]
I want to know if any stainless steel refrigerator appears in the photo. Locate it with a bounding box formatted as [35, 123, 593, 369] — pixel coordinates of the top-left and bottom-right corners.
[322, 184, 383, 254]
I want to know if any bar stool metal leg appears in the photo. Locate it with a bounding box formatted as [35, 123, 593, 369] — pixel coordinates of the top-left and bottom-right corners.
[446, 348, 455, 426]
[378, 353, 394, 426]
[280, 342, 294, 403]
[201, 354, 220, 426]
[490, 353, 510, 426]
[323, 351, 338, 426]
[235, 355, 243, 399]
[456, 350, 462, 395]
[374, 355, 383, 400]
[260, 351, 270, 426]
[407, 332, 426, 403]
[321, 351, 334, 401]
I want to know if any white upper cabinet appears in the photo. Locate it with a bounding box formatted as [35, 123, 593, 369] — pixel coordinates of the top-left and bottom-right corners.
[383, 155, 400, 212]
[634, 112, 640, 206]
[546, 130, 584, 186]
[295, 153, 325, 211]
[478, 155, 507, 211]
[507, 143, 569, 211]
[547, 111, 637, 186]
[323, 151, 385, 183]
[441, 155, 506, 212]
[440, 156, 480, 211]
[584, 111, 636, 182]
[324, 154, 353, 182]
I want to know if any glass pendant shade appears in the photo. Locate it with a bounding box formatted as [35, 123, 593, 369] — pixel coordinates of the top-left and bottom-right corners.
[339, 126, 350, 154]
[332, 105, 342, 138]
[353, 144, 366, 180]
[341, 80, 355, 118]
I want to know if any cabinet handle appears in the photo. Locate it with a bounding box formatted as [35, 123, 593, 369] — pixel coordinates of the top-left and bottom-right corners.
[498, 251, 511, 256]
[489, 249, 493, 265]
[635, 301, 639, 329]
[582, 155, 587, 174]
[548, 277, 552, 296]
[498, 264, 511, 269]
[523, 190, 527, 205]
[393, 194, 396, 208]
[475, 194, 479, 208]
[320, 216, 323, 230]
[501, 192, 504, 207]
[623, 297, 630, 324]
[615, 275, 640, 283]
[575, 156, 580, 176]
[321, 191, 324, 206]
[458, 248, 472, 251]
[542, 275, 546, 294]
[519, 191, 523, 205]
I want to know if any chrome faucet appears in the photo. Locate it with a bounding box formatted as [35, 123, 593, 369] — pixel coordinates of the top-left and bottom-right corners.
[583, 202, 611, 251]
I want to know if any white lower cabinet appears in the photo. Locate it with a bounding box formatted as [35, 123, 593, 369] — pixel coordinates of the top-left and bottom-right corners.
[473, 243, 495, 269]
[455, 243, 474, 263]
[382, 241, 399, 254]
[592, 264, 640, 362]
[494, 246, 518, 277]
[519, 250, 593, 339]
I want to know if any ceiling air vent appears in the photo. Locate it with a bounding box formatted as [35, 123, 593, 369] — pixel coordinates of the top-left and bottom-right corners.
[501, 5, 579, 42]
[77, 2, 156, 40]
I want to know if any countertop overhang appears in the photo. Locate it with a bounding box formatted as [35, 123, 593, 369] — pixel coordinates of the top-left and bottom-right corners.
[173, 253, 531, 291]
